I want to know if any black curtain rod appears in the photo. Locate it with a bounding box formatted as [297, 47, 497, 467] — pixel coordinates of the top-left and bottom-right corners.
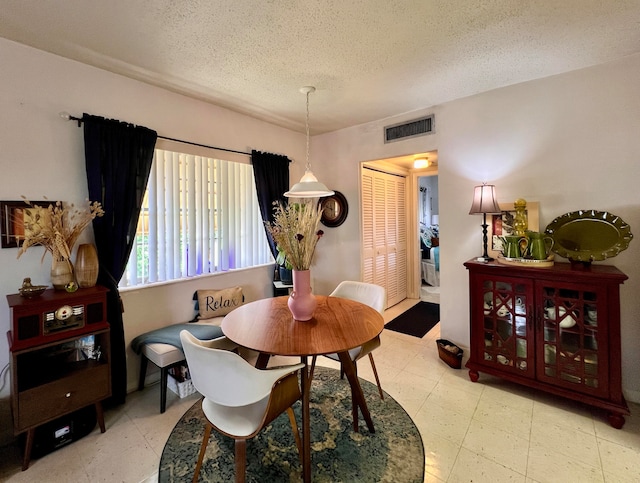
[64, 113, 251, 156]
[156, 135, 251, 156]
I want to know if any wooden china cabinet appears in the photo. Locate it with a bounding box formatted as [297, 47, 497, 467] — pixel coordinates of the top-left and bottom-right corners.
[464, 259, 629, 428]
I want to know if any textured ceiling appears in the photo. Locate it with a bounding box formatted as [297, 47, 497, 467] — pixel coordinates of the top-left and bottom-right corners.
[2, 1, 640, 134]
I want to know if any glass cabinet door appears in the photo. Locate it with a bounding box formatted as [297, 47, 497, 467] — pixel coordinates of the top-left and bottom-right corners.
[479, 276, 534, 378]
[537, 282, 608, 397]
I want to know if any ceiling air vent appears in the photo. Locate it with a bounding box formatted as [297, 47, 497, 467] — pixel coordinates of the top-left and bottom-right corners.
[384, 114, 434, 143]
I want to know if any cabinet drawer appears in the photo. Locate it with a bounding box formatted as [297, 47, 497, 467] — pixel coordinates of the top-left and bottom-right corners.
[17, 364, 110, 431]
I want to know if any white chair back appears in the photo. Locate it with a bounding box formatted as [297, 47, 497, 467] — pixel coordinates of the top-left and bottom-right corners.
[180, 330, 280, 408]
[329, 281, 386, 314]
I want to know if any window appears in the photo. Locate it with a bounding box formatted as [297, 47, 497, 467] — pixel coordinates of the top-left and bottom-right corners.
[120, 148, 272, 288]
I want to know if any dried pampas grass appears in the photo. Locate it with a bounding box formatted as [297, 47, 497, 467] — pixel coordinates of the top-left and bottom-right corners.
[266, 201, 324, 271]
[17, 197, 105, 263]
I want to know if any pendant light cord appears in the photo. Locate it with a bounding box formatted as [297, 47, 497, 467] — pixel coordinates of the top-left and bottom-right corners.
[304, 90, 311, 172]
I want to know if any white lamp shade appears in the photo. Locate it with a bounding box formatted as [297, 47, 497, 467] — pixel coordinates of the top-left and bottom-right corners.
[469, 184, 501, 214]
[284, 170, 334, 198]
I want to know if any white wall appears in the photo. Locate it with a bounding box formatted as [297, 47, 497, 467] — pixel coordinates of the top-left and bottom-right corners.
[312, 54, 640, 404]
[0, 37, 308, 437]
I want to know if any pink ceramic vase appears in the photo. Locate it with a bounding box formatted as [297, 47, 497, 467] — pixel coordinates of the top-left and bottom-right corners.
[288, 269, 317, 321]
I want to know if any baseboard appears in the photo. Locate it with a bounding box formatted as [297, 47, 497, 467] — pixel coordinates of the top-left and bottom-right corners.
[623, 388, 640, 405]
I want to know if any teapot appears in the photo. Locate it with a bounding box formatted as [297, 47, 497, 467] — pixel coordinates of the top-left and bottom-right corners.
[526, 231, 554, 260]
[499, 235, 528, 259]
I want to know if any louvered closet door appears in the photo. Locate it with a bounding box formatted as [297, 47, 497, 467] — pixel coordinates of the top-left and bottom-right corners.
[361, 168, 407, 308]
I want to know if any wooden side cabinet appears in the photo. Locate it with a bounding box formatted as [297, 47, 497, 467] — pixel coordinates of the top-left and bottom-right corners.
[464, 259, 629, 428]
[6, 286, 111, 470]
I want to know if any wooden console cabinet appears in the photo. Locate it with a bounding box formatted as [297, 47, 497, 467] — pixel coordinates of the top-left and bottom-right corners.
[7, 286, 111, 469]
[464, 259, 629, 428]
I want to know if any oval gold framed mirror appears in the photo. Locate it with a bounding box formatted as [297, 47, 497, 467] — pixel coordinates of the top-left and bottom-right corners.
[320, 191, 348, 227]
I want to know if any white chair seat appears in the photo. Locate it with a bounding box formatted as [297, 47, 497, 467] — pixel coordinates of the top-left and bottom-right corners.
[202, 396, 270, 437]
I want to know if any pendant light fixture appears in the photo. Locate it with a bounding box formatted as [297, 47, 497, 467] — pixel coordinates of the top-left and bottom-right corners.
[284, 86, 335, 198]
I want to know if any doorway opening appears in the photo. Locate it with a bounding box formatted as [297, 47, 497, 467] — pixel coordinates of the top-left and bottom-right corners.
[418, 173, 439, 304]
[360, 151, 438, 306]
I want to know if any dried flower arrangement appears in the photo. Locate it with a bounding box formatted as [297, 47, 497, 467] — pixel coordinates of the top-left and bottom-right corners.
[17, 197, 105, 263]
[266, 201, 324, 271]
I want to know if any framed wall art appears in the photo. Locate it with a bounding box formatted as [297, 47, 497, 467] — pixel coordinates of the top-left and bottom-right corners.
[488, 201, 540, 259]
[0, 200, 52, 249]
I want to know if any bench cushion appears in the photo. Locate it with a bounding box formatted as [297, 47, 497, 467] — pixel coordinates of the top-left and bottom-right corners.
[134, 317, 225, 367]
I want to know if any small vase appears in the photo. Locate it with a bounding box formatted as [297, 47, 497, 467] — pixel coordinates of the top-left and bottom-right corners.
[51, 257, 74, 290]
[288, 269, 317, 321]
[75, 243, 99, 288]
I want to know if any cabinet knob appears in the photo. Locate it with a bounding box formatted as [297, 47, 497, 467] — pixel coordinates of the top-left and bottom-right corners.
[65, 392, 71, 398]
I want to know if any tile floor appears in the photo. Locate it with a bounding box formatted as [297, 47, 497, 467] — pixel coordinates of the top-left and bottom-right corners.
[1, 292, 638, 482]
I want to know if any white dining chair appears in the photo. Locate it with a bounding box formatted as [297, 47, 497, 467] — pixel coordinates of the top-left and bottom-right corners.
[310, 281, 386, 399]
[179, 330, 304, 483]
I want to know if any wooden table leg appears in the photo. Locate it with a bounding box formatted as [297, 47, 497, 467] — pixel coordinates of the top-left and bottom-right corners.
[337, 351, 375, 433]
[255, 352, 271, 369]
[300, 356, 311, 483]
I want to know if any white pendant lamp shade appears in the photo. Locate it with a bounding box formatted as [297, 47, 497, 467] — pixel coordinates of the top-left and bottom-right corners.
[284, 86, 334, 198]
[285, 170, 334, 198]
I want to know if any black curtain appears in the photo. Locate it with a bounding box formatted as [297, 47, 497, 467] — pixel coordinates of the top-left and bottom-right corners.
[251, 150, 290, 258]
[83, 114, 157, 406]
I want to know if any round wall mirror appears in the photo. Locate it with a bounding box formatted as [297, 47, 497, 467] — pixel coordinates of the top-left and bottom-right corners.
[320, 191, 348, 227]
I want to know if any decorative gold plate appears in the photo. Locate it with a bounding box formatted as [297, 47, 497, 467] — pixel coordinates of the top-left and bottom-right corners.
[545, 210, 633, 262]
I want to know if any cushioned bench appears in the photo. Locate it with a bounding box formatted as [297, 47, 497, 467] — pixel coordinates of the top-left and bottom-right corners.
[131, 286, 244, 413]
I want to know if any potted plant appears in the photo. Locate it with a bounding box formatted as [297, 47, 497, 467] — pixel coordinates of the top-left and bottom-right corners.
[276, 245, 293, 284]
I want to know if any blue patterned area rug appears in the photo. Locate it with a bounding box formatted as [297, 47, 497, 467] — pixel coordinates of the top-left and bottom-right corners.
[159, 366, 424, 482]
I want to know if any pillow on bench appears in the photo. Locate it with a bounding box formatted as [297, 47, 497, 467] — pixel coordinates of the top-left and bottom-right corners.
[193, 286, 244, 320]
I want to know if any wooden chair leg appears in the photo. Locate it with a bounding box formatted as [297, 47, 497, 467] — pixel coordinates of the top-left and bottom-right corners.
[368, 353, 384, 400]
[235, 439, 247, 483]
[193, 423, 212, 483]
[286, 407, 303, 465]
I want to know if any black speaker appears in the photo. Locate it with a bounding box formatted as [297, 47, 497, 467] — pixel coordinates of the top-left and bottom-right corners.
[17, 315, 39, 341]
[23, 406, 97, 459]
[86, 302, 103, 324]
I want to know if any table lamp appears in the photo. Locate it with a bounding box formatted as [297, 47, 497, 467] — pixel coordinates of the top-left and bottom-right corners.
[469, 183, 502, 261]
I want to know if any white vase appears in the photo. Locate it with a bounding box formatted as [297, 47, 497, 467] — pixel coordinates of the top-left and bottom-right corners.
[51, 257, 74, 290]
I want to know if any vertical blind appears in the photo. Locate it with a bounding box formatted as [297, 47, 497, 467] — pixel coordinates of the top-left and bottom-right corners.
[121, 149, 271, 287]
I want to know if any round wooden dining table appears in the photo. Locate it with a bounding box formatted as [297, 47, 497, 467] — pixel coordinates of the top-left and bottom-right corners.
[222, 295, 384, 483]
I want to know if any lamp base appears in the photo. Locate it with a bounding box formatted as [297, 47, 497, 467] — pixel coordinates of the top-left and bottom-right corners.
[475, 256, 494, 263]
